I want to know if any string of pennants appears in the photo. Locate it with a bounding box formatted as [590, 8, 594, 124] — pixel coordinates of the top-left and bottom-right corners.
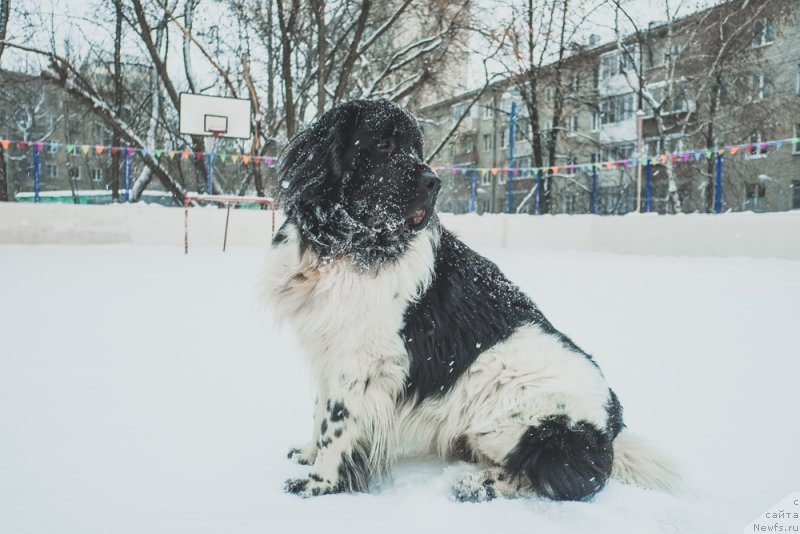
[430, 137, 799, 176]
[0, 139, 278, 166]
[0, 136, 797, 173]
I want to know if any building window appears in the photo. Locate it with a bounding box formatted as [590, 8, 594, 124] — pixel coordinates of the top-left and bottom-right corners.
[481, 199, 491, 212]
[601, 143, 635, 162]
[500, 128, 506, 149]
[46, 163, 57, 179]
[481, 172, 490, 186]
[752, 19, 775, 47]
[747, 132, 767, 158]
[566, 155, 578, 175]
[564, 193, 577, 214]
[599, 93, 634, 125]
[68, 166, 81, 181]
[545, 87, 555, 100]
[451, 102, 474, 121]
[646, 136, 683, 156]
[92, 168, 103, 183]
[568, 114, 579, 134]
[793, 124, 800, 155]
[516, 119, 526, 141]
[498, 170, 506, 185]
[591, 111, 600, 132]
[792, 181, 800, 210]
[599, 53, 617, 81]
[483, 104, 493, 119]
[483, 134, 492, 151]
[744, 183, 766, 212]
[662, 44, 682, 66]
[464, 139, 474, 153]
[569, 75, 580, 93]
[796, 65, 800, 96]
[751, 74, 773, 101]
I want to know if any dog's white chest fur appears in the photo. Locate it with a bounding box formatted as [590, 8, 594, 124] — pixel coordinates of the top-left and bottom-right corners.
[266, 223, 437, 369]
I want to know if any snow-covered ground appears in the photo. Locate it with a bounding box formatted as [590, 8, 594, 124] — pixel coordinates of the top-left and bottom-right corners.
[1, 238, 798, 533]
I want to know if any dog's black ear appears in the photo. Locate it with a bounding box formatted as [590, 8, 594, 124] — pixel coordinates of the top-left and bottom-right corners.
[276, 105, 357, 217]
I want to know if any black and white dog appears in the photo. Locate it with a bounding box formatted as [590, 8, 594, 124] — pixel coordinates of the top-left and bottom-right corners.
[266, 99, 677, 502]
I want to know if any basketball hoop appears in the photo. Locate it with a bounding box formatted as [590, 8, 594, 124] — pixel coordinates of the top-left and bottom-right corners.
[179, 93, 251, 140]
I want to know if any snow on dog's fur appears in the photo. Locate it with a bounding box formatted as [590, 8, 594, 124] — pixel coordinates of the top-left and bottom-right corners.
[266, 98, 678, 501]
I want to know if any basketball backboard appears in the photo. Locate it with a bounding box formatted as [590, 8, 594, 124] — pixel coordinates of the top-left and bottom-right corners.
[179, 93, 252, 139]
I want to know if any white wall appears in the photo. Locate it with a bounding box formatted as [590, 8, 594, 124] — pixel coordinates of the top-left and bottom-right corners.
[1, 203, 798, 259]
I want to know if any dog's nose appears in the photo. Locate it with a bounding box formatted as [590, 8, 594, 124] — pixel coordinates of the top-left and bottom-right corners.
[422, 171, 441, 193]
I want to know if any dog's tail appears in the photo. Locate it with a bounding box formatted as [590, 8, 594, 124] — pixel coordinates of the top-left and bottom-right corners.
[611, 430, 681, 492]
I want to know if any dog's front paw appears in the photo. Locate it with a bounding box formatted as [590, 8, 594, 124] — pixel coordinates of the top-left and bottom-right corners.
[452, 471, 497, 503]
[287, 445, 317, 466]
[284, 475, 339, 498]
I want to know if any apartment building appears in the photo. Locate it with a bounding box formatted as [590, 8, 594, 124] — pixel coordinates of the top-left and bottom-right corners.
[419, 0, 800, 215]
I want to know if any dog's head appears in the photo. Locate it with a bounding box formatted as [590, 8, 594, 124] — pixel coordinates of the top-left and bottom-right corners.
[276, 99, 441, 267]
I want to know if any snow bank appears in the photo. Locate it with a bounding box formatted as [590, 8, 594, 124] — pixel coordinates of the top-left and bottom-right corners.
[1, 202, 799, 258]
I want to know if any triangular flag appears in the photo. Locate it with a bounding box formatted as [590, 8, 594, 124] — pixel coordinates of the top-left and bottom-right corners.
[154, 149, 162, 158]
[775, 141, 784, 151]
[231, 155, 239, 164]
[110, 146, 120, 155]
[693, 152, 702, 161]
[66, 144, 75, 154]
[730, 146, 739, 155]
[431, 166, 438, 173]
[182, 150, 190, 160]
[219, 153, 227, 163]
[682, 153, 690, 163]
[81, 145, 90, 155]
[242, 155, 251, 165]
[17, 141, 27, 150]
[95, 145, 105, 155]
[168, 150, 176, 160]
[266, 157, 274, 166]
[140, 149, 148, 157]
[660, 155, 668, 164]
[195, 152, 204, 161]
[0, 139, 9, 150]
[254, 156, 261, 165]
[34, 143, 44, 152]
[491, 168, 498, 176]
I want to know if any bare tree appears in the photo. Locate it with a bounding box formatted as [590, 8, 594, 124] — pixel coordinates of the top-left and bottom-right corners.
[0, 0, 11, 201]
[500, 0, 603, 214]
[609, 0, 797, 213]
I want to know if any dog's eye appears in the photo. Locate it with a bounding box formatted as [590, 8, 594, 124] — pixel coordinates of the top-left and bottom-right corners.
[375, 139, 394, 153]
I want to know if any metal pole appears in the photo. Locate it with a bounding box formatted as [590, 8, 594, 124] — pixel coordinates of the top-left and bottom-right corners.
[124, 148, 131, 203]
[184, 197, 189, 254]
[33, 144, 41, 203]
[507, 101, 516, 214]
[715, 154, 723, 214]
[591, 164, 598, 215]
[470, 170, 477, 213]
[206, 153, 215, 195]
[535, 169, 542, 215]
[645, 158, 652, 213]
[635, 109, 644, 212]
[223, 204, 232, 252]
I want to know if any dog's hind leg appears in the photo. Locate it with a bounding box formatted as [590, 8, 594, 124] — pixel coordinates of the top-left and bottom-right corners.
[453, 467, 533, 502]
[456, 415, 614, 502]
